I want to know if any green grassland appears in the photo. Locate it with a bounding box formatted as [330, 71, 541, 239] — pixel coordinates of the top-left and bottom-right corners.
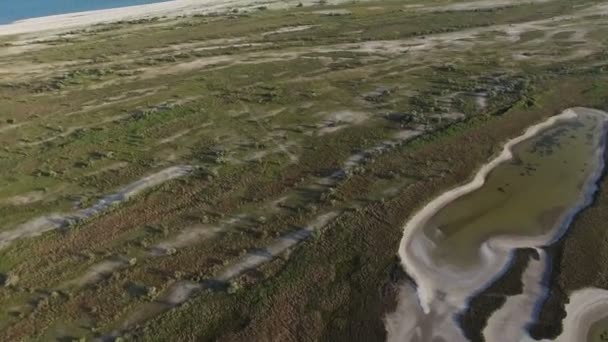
[0, 0, 607, 340]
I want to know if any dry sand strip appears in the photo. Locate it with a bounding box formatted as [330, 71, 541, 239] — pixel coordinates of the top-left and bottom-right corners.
[483, 249, 550, 342]
[148, 217, 249, 256]
[71, 256, 132, 287]
[105, 211, 341, 340]
[0, 165, 192, 250]
[215, 211, 339, 282]
[167, 211, 339, 297]
[316, 129, 423, 189]
[387, 108, 608, 342]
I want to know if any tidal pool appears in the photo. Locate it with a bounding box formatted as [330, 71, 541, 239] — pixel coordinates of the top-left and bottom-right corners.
[425, 112, 605, 267]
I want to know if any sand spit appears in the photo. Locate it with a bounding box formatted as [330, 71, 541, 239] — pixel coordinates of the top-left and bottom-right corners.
[387, 108, 608, 341]
[0, 165, 192, 250]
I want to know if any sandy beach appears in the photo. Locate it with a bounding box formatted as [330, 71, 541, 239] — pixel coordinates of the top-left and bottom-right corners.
[0, 0, 356, 37]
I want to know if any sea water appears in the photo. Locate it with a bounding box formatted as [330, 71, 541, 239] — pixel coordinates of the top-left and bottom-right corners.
[0, 0, 171, 25]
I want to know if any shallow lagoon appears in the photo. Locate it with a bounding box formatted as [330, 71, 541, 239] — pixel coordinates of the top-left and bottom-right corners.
[424, 113, 605, 267]
[388, 108, 608, 342]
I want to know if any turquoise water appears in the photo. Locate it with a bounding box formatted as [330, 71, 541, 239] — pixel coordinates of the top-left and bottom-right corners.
[0, 0, 172, 25]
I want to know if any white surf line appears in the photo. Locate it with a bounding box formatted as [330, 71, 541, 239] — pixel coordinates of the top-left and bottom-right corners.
[0, 165, 193, 250]
[483, 249, 550, 342]
[388, 107, 608, 341]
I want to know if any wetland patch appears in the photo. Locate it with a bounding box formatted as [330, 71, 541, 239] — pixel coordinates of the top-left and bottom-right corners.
[389, 108, 608, 342]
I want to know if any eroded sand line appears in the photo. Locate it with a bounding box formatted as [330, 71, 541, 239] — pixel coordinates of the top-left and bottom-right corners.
[107, 211, 340, 339]
[0, 165, 192, 250]
[215, 211, 339, 282]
